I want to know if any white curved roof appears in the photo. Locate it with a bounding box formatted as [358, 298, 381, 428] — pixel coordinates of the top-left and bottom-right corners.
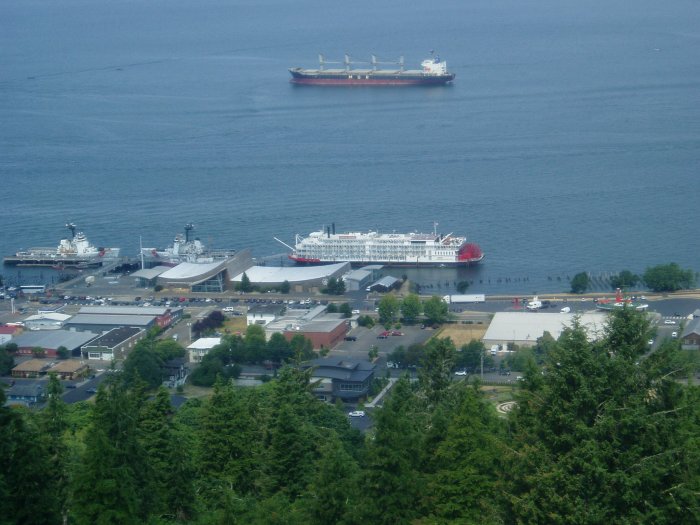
[232, 263, 349, 284]
[159, 261, 226, 281]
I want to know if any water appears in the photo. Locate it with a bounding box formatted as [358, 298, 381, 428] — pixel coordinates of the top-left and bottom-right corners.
[1, 0, 699, 293]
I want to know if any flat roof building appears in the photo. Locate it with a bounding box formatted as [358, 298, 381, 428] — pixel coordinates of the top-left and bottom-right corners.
[482, 312, 608, 348]
[12, 330, 98, 358]
[187, 337, 222, 363]
[303, 357, 376, 402]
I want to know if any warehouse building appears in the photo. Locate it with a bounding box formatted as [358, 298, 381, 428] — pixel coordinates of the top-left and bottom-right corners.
[81, 327, 146, 360]
[482, 312, 608, 348]
[231, 262, 350, 293]
[12, 330, 98, 358]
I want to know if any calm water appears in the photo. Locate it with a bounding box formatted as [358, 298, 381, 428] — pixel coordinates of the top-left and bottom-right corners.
[1, 0, 699, 293]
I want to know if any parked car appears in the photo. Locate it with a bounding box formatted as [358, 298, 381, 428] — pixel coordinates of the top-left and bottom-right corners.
[344, 336, 357, 341]
[671, 332, 678, 338]
[664, 320, 676, 325]
[348, 410, 366, 417]
[391, 331, 403, 336]
[222, 306, 236, 312]
[454, 370, 468, 376]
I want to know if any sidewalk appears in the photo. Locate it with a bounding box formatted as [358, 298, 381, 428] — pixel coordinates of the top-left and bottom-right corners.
[365, 377, 397, 408]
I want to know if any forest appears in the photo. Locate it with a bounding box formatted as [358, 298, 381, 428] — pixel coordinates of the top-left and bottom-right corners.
[1, 308, 698, 524]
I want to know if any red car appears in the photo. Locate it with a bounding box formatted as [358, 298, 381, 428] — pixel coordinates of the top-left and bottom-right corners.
[391, 331, 404, 336]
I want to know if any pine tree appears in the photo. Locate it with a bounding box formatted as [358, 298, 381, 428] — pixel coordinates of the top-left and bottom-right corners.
[70, 380, 153, 525]
[358, 376, 423, 524]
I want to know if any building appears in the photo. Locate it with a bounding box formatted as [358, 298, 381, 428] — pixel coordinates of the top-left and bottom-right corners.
[23, 312, 72, 331]
[284, 318, 349, 350]
[49, 359, 89, 380]
[12, 330, 98, 358]
[303, 357, 375, 402]
[680, 318, 700, 350]
[5, 382, 45, 406]
[367, 275, 401, 293]
[482, 312, 608, 348]
[65, 314, 157, 334]
[187, 337, 222, 363]
[162, 357, 188, 388]
[77, 305, 182, 329]
[0, 325, 19, 345]
[81, 327, 146, 360]
[12, 359, 52, 378]
[154, 250, 254, 293]
[247, 304, 287, 327]
[231, 262, 351, 293]
[343, 265, 382, 291]
[263, 305, 350, 349]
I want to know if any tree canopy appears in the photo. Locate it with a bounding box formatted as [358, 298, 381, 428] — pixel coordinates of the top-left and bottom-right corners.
[643, 262, 696, 292]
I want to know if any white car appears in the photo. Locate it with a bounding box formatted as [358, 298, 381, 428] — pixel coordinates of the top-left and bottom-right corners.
[671, 332, 678, 338]
[351, 309, 360, 314]
[222, 306, 236, 312]
[664, 320, 676, 325]
[348, 410, 366, 417]
[454, 370, 468, 376]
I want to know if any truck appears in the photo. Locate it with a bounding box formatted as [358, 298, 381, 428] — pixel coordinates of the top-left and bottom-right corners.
[442, 294, 486, 304]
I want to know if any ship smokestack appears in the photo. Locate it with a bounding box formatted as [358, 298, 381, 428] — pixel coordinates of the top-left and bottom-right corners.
[332, 223, 335, 235]
[327, 227, 330, 238]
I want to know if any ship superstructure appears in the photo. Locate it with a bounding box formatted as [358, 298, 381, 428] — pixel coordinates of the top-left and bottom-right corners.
[3, 223, 120, 267]
[284, 224, 483, 267]
[141, 224, 236, 267]
[289, 53, 455, 86]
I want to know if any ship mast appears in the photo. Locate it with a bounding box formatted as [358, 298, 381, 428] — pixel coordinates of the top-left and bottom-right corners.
[184, 223, 195, 242]
[66, 222, 77, 239]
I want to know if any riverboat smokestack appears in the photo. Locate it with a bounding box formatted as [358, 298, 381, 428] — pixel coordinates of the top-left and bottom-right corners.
[332, 223, 335, 235]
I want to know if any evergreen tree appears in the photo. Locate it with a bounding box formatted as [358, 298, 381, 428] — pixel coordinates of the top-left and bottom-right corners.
[505, 310, 700, 524]
[71, 380, 153, 525]
[198, 379, 260, 501]
[420, 337, 456, 406]
[425, 385, 504, 523]
[139, 386, 196, 521]
[359, 376, 423, 524]
[377, 294, 400, 325]
[304, 431, 360, 525]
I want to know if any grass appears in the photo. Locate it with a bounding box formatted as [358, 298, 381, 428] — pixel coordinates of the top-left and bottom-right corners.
[434, 324, 488, 347]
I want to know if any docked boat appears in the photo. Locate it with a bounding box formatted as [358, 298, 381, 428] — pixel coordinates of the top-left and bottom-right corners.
[3, 223, 120, 267]
[140, 223, 236, 267]
[278, 223, 483, 267]
[596, 288, 649, 311]
[289, 53, 455, 86]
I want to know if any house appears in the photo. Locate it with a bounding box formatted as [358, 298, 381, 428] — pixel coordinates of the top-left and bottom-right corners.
[247, 304, 286, 327]
[5, 382, 45, 406]
[680, 318, 700, 350]
[162, 357, 188, 388]
[11, 359, 52, 378]
[81, 327, 146, 360]
[48, 359, 89, 380]
[187, 337, 222, 363]
[302, 357, 376, 402]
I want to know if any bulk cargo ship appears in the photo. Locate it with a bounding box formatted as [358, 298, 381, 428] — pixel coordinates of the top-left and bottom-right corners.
[289, 53, 455, 86]
[277, 224, 483, 267]
[3, 223, 120, 267]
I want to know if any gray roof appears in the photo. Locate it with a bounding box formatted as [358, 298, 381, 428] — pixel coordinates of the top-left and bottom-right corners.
[305, 357, 375, 382]
[131, 266, 171, 279]
[372, 276, 400, 288]
[681, 318, 700, 338]
[66, 314, 156, 327]
[82, 327, 144, 348]
[79, 306, 169, 316]
[13, 330, 98, 350]
[7, 383, 44, 398]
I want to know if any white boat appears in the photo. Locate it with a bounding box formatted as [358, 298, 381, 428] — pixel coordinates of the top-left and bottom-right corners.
[3, 223, 120, 267]
[280, 223, 484, 267]
[141, 224, 236, 266]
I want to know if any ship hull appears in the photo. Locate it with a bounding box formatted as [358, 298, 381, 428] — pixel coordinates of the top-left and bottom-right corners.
[289, 70, 455, 86]
[289, 255, 484, 267]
